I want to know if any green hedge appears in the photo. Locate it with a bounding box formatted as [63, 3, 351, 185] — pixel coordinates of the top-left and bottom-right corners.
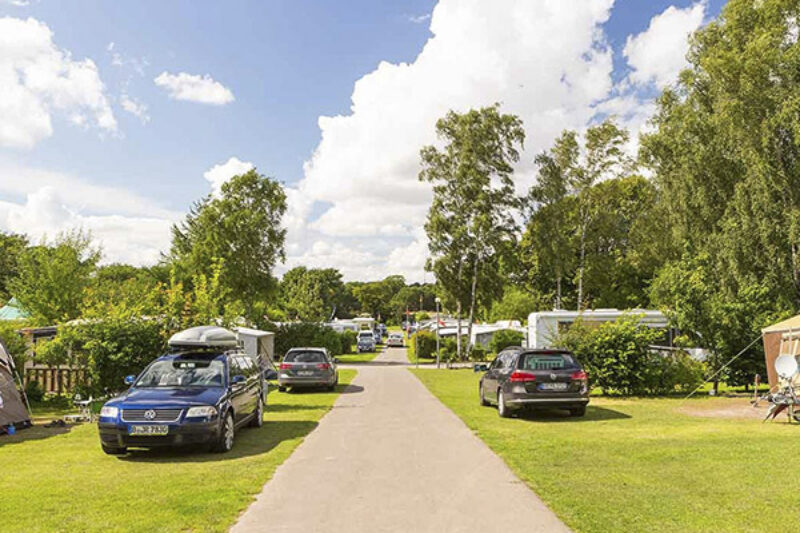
[272, 322, 350, 359]
[408, 330, 437, 360]
[488, 329, 525, 355]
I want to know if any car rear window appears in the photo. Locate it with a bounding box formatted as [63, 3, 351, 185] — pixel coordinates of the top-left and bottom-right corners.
[284, 351, 326, 363]
[519, 352, 578, 370]
[358, 332, 373, 339]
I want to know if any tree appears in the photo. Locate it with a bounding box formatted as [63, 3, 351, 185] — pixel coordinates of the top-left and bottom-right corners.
[420, 104, 525, 358]
[169, 169, 287, 320]
[0, 231, 28, 303]
[280, 267, 346, 321]
[488, 287, 544, 323]
[352, 275, 405, 321]
[10, 230, 99, 324]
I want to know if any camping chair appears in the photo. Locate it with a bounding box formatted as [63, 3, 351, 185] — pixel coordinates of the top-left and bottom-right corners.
[64, 394, 94, 423]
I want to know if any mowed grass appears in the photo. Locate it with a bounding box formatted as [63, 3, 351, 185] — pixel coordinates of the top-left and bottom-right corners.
[410, 368, 800, 533]
[0, 370, 356, 533]
[336, 345, 381, 364]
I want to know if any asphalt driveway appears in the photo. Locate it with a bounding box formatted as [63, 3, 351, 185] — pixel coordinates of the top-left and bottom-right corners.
[232, 347, 569, 532]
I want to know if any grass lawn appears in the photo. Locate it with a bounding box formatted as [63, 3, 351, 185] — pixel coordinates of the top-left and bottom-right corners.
[336, 345, 381, 363]
[410, 368, 800, 533]
[0, 370, 356, 533]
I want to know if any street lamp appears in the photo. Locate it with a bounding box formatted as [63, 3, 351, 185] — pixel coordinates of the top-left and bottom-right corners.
[435, 297, 441, 369]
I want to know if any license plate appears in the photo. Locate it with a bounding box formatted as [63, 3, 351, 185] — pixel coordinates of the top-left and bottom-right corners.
[539, 382, 568, 391]
[297, 370, 314, 376]
[129, 425, 169, 436]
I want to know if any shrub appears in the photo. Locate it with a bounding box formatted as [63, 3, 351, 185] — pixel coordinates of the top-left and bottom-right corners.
[440, 337, 458, 362]
[469, 344, 488, 361]
[488, 329, 525, 355]
[556, 315, 705, 395]
[0, 320, 28, 366]
[408, 331, 437, 360]
[24, 380, 44, 402]
[415, 311, 430, 322]
[273, 322, 344, 358]
[339, 330, 357, 354]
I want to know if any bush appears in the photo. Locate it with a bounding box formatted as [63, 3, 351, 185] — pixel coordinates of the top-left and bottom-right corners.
[469, 344, 488, 361]
[24, 380, 44, 402]
[440, 337, 458, 362]
[0, 320, 28, 366]
[339, 330, 357, 354]
[415, 311, 430, 322]
[273, 322, 344, 358]
[488, 329, 525, 355]
[408, 331, 437, 360]
[556, 315, 705, 395]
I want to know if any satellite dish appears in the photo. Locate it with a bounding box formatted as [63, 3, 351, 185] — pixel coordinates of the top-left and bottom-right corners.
[774, 355, 799, 379]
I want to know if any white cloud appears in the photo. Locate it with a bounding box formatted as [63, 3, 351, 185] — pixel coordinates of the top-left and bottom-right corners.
[0, 16, 117, 149]
[1, 0, 31, 6]
[623, 2, 706, 89]
[154, 71, 234, 105]
[120, 93, 149, 123]
[408, 13, 431, 24]
[284, 0, 617, 282]
[203, 156, 254, 195]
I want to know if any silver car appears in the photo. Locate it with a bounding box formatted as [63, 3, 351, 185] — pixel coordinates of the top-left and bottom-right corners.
[278, 348, 339, 392]
[386, 332, 404, 347]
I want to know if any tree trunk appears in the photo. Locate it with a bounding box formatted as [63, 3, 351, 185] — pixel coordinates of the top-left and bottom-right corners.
[466, 255, 480, 360]
[577, 216, 587, 310]
[555, 275, 562, 310]
[454, 300, 462, 369]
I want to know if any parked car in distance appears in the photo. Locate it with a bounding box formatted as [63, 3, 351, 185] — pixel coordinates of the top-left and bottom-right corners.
[98, 326, 264, 455]
[479, 348, 589, 418]
[278, 348, 338, 392]
[357, 330, 376, 353]
[378, 323, 388, 338]
[386, 332, 404, 347]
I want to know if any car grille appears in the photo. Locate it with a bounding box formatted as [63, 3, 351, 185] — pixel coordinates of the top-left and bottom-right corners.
[121, 409, 183, 422]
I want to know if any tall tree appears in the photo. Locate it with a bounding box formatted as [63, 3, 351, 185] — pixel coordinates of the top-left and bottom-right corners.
[169, 169, 287, 320]
[10, 230, 100, 324]
[0, 231, 28, 303]
[420, 104, 524, 357]
[280, 267, 346, 321]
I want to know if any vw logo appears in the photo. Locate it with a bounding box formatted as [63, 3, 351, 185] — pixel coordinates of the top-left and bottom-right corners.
[550, 373, 557, 381]
[143, 409, 157, 420]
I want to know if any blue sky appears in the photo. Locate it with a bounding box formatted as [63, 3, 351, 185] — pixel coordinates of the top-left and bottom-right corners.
[0, 0, 726, 280]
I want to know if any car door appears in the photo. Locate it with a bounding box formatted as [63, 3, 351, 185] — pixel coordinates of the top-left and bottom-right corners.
[483, 352, 506, 402]
[239, 356, 260, 414]
[497, 352, 516, 391]
[228, 357, 249, 426]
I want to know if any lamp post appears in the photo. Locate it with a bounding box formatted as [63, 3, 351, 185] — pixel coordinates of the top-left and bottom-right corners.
[435, 297, 441, 369]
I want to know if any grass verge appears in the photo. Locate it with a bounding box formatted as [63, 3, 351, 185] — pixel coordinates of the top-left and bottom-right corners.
[410, 368, 800, 533]
[336, 346, 381, 363]
[0, 370, 356, 533]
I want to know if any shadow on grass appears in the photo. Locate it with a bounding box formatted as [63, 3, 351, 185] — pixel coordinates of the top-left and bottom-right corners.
[0, 422, 73, 447]
[512, 405, 631, 423]
[118, 420, 318, 463]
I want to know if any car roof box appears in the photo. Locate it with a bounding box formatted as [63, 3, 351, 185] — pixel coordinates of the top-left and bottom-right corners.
[168, 326, 239, 349]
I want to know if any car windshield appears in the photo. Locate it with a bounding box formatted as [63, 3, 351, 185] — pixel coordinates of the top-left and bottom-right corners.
[358, 333, 373, 339]
[519, 352, 577, 371]
[284, 351, 325, 363]
[136, 359, 225, 388]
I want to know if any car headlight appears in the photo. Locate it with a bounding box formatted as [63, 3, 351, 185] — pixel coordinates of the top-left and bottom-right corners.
[100, 406, 118, 418]
[186, 405, 217, 417]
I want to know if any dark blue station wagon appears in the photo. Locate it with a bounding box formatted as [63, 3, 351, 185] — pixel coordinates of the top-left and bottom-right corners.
[98, 327, 264, 455]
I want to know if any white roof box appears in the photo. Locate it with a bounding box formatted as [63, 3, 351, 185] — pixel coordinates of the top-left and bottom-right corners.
[168, 326, 238, 349]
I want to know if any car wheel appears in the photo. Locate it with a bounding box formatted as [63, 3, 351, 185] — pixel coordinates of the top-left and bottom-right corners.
[248, 398, 263, 428]
[480, 383, 490, 406]
[570, 406, 586, 417]
[101, 444, 127, 455]
[498, 390, 511, 418]
[278, 386, 287, 392]
[213, 411, 235, 453]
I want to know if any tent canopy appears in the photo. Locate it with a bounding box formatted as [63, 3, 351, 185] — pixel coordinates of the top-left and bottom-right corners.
[0, 298, 30, 321]
[762, 314, 800, 334]
[0, 340, 31, 428]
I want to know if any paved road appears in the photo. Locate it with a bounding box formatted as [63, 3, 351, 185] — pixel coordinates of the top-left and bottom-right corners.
[232, 347, 569, 533]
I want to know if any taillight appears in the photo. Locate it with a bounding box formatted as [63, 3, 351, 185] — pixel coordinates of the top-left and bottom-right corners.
[571, 370, 588, 381]
[510, 371, 536, 382]
[280, 363, 291, 370]
[317, 363, 331, 370]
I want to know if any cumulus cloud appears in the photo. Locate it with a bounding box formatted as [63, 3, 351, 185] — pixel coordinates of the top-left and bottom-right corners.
[154, 71, 235, 105]
[623, 2, 706, 89]
[203, 156, 254, 195]
[285, 0, 617, 281]
[0, 16, 117, 149]
[120, 93, 149, 123]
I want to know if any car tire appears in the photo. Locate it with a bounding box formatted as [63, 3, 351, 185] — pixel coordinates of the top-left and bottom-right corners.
[498, 390, 511, 418]
[212, 411, 235, 453]
[278, 386, 287, 392]
[570, 406, 586, 417]
[480, 383, 490, 406]
[248, 398, 263, 428]
[101, 444, 127, 455]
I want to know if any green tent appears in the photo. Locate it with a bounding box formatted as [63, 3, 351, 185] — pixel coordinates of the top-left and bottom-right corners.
[0, 298, 30, 321]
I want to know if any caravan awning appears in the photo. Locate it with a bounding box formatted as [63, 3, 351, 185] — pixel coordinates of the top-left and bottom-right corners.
[762, 314, 800, 333]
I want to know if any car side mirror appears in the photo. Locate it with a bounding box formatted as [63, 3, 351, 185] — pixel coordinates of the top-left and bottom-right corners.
[264, 369, 278, 381]
[231, 375, 246, 385]
[124, 375, 136, 385]
[333, 357, 339, 364]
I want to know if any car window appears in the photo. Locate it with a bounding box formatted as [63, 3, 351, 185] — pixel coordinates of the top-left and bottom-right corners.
[136, 359, 225, 387]
[236, 356, 256, 376]
[284, 351, 326, 363]
[490, 355, 504, 370]
[519, 352, 578, 370]
[230, 357, 244, 377]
